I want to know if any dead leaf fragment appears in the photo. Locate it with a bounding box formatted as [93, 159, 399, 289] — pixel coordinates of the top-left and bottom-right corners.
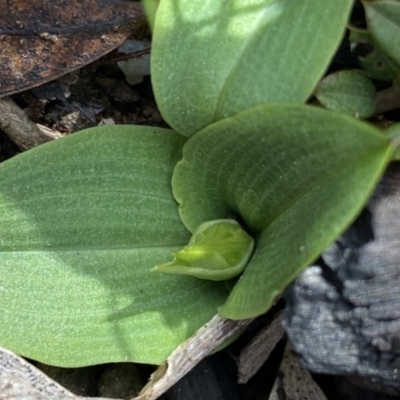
[238, 310, 285, 384]
[268, 343, 328, 400]
[0, 345, 83, 400]
[0, 0, 145, 97]
[0, 345, 117, 400]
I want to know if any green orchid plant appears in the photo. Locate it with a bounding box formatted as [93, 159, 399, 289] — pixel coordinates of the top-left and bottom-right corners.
[0, 0, 399, 368]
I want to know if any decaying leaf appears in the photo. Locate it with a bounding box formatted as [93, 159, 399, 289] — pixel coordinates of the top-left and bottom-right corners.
[0, 0, 145, 97]
[0, 345, 114, 400]
[238, 310, 285, 384]
[268, 343, 328, 400]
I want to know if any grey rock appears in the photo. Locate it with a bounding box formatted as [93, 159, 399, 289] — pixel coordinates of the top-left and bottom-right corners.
[284, 162, 400, 392]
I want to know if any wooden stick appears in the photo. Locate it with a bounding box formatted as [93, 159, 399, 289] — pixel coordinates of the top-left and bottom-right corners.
[0, 97, 60, 151]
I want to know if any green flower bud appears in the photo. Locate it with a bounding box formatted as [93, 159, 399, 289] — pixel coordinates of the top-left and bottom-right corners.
[152, 219, 254, 281]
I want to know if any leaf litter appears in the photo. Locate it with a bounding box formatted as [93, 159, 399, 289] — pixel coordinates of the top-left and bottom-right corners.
[0, 0, 145, 97]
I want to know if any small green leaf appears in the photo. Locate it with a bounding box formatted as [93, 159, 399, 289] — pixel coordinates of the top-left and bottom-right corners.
[0, 125, 228, 367]
[173, 103, 392, 319]
[349, 25, 399, 81]
[385, 123, 400, 160]
[315, 70, 376, 118]
[152, 0, 354, 136]
[153, 219, 254, 281]
[363, 0, 400, 67]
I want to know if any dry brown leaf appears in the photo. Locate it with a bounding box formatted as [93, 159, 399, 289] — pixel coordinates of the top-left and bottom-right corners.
[268, 343, 328, 400]
[0, 0, 145, 97]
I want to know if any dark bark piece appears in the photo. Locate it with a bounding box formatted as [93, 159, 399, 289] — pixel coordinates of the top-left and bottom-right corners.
[0, 0, 145, 97]
[238, 310, 285, 384]
[315, 375, 399, 400]
[163, 353, 241, 400]
[269, 343, 327, 400]
[284, 162, 400, 393]
[134, 314, 253, 400]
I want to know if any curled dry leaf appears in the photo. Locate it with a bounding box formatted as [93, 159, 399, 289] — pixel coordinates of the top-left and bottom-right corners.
[0, 0, 145, 97]
[268, 343, 327, 400]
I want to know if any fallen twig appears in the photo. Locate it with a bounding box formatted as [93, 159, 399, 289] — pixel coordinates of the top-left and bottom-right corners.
[0, 97, 61, 150]
[133, 314, 254, 400]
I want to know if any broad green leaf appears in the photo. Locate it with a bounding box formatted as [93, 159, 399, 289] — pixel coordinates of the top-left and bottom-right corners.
[349, 25, 399, 81]
[315, 70, 376, 118]
[173, 104, 392, 319]
[363, 0, 400, 67]
[153, 219, 254, 281]
[142, 0, 159, 31]
[385, 123, 400, 160]
[152, 0, 353, 136]
[0, 125, 228, 367]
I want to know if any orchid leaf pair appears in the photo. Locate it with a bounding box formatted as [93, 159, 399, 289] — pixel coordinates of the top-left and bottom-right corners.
[0, 0, 394, 367]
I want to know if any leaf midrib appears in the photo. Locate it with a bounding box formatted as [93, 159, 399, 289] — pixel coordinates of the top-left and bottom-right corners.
[212, 5, 268, 121]
[0, 243, 187, 253]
